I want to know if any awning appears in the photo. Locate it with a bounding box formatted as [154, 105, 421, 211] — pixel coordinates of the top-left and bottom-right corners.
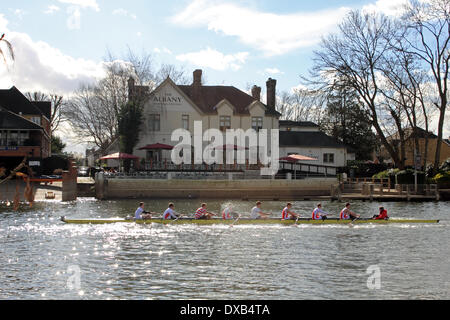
[100, 152, 139, 160]
[138, 143, 174, 150]
[279, 154, 318, 162]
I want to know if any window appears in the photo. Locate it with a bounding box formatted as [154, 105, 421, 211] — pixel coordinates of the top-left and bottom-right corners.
[19, 131, 29, 146]
[182, 115, 189, 130]
[148, 114, 160, 132]
[0, 131, 6, 146]
[220, 116, 231, 132]
[252, 117, 263, 131]
[31, 116, 41, 126]
[8, 131, 18, 146]
[323, 153, 335, 163]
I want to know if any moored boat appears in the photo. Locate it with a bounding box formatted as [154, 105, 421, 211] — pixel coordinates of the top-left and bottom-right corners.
[61, 217, 440, 225]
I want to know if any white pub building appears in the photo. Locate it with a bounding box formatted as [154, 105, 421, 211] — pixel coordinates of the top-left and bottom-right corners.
[102, 69, 354, 174]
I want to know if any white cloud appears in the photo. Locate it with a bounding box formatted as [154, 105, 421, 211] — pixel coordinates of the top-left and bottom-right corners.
[176, 47, 249, 71]
[112, 8, 137, 20]
[0, 14, 105, 95]
[363, 0, 410, 16]
[362, 0, 432, 16]
[265, 68, 284, 75]
[171, 0, 351, 56]
[67, 6, 81, 30]
[136, 31, 142, 37]
[57, 0, 100, 11]
[12, 9, 27, 20]
[153, 47, 173, 55]
[44, 5, 61, 14]
[57, 0, 99, 30]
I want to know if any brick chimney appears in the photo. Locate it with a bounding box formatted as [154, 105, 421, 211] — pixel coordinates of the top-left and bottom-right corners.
[266, 78, 276, 110]
[192, 69, 202, 100]
[251, 85, 261, 101]
[193, 69, 202, 86]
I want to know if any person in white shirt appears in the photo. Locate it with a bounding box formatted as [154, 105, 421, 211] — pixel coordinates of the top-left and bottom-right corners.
[251, 201, 271, 219]
[222, 205, 234, 220]
[163, 203, 180, 220]
[312, 203, 330, 221]
[135, 202, 152, 220]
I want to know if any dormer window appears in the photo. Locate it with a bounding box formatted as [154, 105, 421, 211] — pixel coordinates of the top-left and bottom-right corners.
[220, 116, 231, 132]
[252, 117, 263, 132]
[31, 116, 41, 126]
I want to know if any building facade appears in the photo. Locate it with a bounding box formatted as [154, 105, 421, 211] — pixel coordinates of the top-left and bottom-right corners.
[131, 70, 281, 163]
[381, 127, 450, 167]
[279, 120, 354, 168]
[0, 87, 51, 171]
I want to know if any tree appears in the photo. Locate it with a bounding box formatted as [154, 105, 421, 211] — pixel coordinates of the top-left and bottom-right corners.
[311, 11, 407, 168]
[402, 0, 449, 173]
[51, 135, 66, 154]
[118, 102, 144, 172]
[64, 48, 187, 152]
[277, 88, 327, 124]
[0, 33, 14, 64]
[25, 92, 65, 132]
[321, 81, 377, 160]
[64, 84, 117, 153]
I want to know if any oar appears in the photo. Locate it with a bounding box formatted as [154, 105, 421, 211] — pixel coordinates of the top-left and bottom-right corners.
[293, 215, 300, 227]
[229, 214, 242, 228]
[167, 214, 184, 225]
[349, 216, 360, 227]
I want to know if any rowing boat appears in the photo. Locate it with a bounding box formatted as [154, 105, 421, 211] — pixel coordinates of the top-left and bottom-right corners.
[61, 217, 440, 225]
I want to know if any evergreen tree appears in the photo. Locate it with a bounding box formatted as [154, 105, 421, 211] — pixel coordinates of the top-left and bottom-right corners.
[321, 83, 377, 160]
[51, 135, 66, 154]
[118, 102, 143, 172]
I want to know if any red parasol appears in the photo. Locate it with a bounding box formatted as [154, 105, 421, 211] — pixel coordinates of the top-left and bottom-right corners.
[279, 154, 318, 162]
[138, 143, 174, 150]
[99, 152, 139, 160]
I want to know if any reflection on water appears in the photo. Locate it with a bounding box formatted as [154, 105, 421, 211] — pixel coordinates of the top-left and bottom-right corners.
[0, 198, 449, 299]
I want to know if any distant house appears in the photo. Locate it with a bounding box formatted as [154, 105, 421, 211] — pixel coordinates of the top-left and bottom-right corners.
[279, 120, 355, 167]
[0, 87, 51, 170]
[380, 127, 450, 167]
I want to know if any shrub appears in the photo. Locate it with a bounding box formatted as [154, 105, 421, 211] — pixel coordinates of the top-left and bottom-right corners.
[396, 169, 426, 184]
[372, 168, 400, 179]
[432, 171, 450, 184]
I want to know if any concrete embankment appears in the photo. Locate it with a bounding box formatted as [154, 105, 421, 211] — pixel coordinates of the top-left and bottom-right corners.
[95, 176, 337, 200]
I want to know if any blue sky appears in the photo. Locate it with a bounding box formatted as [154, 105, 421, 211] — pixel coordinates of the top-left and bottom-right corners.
[0, 0, 418, 153]
[0, 0, 406, 94]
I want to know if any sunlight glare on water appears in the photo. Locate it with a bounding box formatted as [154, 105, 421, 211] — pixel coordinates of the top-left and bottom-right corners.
[0, 198, 449, 299]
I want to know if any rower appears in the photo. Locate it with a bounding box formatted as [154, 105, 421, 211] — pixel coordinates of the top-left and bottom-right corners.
[372, 206, 389, 220]
[312, 203, 329, 221]
[251, 201, 271, 219]
[340, 203, 360, 221]
[135, 202, 152, 220]
[282, 203, 300, 220]
[195, 203, 215, 220]
[163, 203, 180, 220]
[222, 205, 234, 220]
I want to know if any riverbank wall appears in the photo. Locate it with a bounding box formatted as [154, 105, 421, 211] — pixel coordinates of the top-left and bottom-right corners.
[95, 174, 337, 200]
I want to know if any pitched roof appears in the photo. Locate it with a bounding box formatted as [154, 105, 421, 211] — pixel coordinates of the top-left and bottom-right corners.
[0, 109, 44, 130]
[177, 85, 281, 117]
[279, 131, 348, 149]
[279, 120, 319, 127]
[33, 101, 52, 119]
[0, 87, 48, 118]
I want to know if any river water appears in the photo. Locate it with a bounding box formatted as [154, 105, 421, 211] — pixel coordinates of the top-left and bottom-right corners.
[0, 198, 449, 300]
